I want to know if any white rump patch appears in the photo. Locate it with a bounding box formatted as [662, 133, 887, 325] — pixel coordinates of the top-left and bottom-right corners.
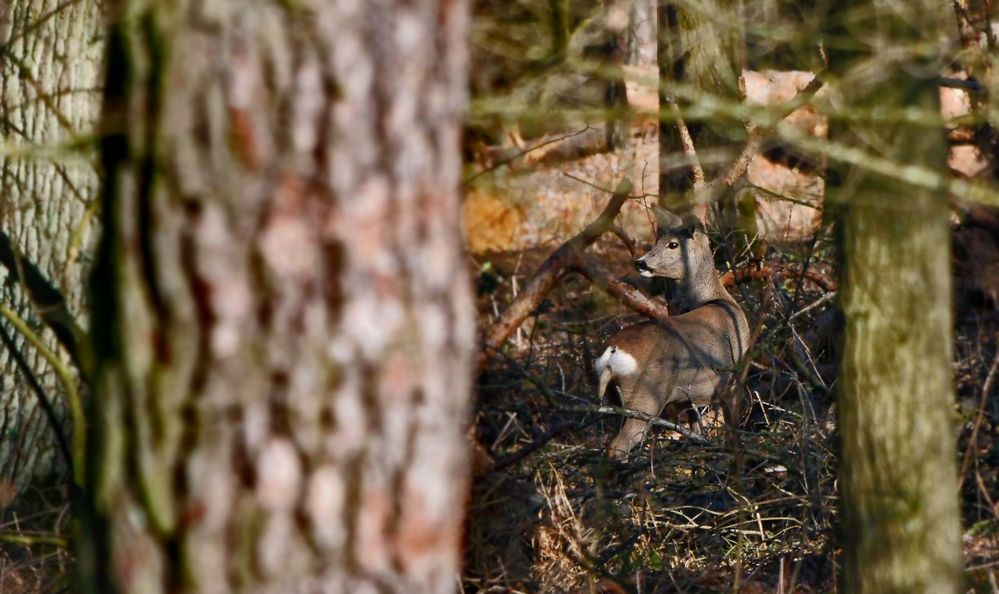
[595, 345, 639, 377]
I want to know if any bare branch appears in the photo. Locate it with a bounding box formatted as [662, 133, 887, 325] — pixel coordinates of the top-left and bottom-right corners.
[719, 261, 837, 292]
[465, 126, 594, 183]
[712, 75, 824, 192]
[568, 255, 670, 322]
[665, 94, 706, 190]
[482, 178, 634, 356]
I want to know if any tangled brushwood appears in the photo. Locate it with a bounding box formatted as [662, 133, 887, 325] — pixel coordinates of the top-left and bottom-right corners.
[464, 218, 999, 592]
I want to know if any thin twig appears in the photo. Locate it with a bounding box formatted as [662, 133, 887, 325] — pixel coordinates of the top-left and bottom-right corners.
[0, 532, 69, 548]
[714, 75, 823, 192]
[960, 345, 999, 490]
[789, 291, 836, 321]
[609, 224, 637, 258]
[491, 417, 602, 471]
[562, 171, 622, 195]
[717, 126, 762, 189]
[465, 126, 594, 183]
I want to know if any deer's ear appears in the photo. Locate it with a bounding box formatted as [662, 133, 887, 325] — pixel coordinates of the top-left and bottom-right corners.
[680, 213, 704, 238]
[652, 205, 683, 231]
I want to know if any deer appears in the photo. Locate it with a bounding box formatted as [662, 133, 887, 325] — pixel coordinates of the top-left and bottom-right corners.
[595, 207, 750, 459]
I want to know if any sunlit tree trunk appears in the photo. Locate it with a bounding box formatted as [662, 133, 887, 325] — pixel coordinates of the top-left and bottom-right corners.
[830, 1, 963, 592]
[0, 0, 102, 493]
[82, 1, 475, 593]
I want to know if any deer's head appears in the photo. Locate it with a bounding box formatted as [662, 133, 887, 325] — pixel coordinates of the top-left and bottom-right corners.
[634, 207, 711, 280]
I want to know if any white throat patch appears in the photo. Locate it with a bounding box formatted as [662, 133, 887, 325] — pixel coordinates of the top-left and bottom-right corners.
[595, 345, 639, 377]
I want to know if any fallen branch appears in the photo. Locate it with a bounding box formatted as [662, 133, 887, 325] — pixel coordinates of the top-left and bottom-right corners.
[483, 178, 634, 356]
[609, 224, 637, 258]
[568, 255, 670, 322]
[720, 261, 837, 292]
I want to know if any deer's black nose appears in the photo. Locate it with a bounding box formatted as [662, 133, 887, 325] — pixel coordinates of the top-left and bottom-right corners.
[635, 259, 650, 273]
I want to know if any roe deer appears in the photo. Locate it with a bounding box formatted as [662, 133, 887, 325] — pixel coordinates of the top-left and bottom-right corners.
[595, 207, 749, 458]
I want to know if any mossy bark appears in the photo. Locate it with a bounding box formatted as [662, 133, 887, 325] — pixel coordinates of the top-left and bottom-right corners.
[0, 0, 103, 493]
[830, 1, 963, 592]
[83, 2, 475, 593]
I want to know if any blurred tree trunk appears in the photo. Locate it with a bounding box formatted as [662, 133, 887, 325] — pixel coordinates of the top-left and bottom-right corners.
[0, 0, 102, 494]
[830, 1, 963, 592]
[82, 2, 475, 593]
[604, 0, 631, 150]
[628, 0, 657, 69]
[656, 0, 744, 206]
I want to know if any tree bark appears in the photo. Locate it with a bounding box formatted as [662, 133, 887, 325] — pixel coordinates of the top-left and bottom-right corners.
[0, 0, 103, 493]
[657, 0, 744, 205]
[604, 0, 632, 150]
[83, 2, 474, 593]
[830, 1, 963, 592]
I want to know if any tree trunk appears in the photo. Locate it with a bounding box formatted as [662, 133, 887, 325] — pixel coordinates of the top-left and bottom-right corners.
[830, 2, 963, 592]
[656, 0, 744, 203]
[604, 0, 632, 150]
[83, 2, 475, 593]
[0, 0, 103, 494]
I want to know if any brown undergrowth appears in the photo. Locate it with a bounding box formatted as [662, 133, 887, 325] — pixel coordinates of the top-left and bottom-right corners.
[464, 228, 999, 593]
[0, 480, 71, 593]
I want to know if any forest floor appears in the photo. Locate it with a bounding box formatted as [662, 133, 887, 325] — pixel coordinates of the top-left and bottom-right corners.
[463, 229, 999, 593]
[0, 480, 71, 593]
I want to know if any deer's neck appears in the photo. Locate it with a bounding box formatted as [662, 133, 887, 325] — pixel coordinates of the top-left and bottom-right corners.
[666, 263, 731, 314]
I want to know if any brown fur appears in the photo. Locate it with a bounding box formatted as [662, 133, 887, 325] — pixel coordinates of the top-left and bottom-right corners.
[598, 208, 750, 458]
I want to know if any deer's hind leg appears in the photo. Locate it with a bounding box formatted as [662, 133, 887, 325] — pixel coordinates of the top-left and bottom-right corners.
[607, 382, 665, 459]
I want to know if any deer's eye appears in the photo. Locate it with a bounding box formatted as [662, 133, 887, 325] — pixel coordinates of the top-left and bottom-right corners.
[667, 241, 679, 250]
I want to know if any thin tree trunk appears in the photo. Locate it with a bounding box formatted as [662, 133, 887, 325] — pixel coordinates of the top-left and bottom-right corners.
[830, 1, 963, 592]
[657, 0, 744, 205]
[83, 2, 474, 593]
[0, 0, 102, 493]
[604, 0, 632, 150]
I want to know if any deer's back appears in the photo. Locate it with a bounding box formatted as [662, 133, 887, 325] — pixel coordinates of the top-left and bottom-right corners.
[611, 298, 749, 370]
